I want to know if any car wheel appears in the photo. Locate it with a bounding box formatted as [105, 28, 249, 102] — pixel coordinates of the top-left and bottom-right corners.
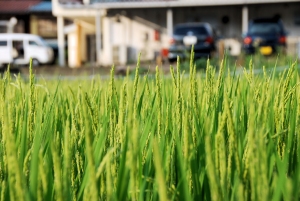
[31, 59, 40, 67]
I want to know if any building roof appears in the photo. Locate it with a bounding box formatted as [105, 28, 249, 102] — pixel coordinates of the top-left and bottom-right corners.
[65, 0, 300, 9]
[0, 0, 41, 13]
[29, 1, 52, 12]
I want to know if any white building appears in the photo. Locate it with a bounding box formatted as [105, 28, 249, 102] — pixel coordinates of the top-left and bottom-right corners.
[52, 0, 300, 67]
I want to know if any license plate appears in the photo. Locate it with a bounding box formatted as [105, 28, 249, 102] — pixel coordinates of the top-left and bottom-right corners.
[259, 46, 272, 55]
[183, 36, 197, 46]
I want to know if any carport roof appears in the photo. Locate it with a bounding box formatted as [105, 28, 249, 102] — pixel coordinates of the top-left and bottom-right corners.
[60, 0, 300, 9]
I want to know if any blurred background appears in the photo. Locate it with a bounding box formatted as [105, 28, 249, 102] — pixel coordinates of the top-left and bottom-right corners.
[0, 0, 299, 68]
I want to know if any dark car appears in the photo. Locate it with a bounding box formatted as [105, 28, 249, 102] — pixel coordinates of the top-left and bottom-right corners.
[243, 18, 287, 56]
[168, 23, 216, 63]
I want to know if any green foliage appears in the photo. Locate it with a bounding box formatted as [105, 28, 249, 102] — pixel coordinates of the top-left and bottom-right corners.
[0, 56, 299, 201]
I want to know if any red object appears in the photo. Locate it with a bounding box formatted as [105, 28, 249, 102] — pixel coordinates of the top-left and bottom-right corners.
[154, 30, 160, 41]
[161, 48, 169, 58]
[205, 36, 214, 44]
[279, 36, 286, 44]
[244, 36, 252, 45]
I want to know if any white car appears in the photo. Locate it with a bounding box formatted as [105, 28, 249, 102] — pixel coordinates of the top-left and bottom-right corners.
[0, 33, 54, 67]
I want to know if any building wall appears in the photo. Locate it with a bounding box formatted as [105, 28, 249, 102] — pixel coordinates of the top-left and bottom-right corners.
[100, 14, 169, 65]
[30, 14, 57, 38]
[108, 2, 300, 38]
[249, 3, 300, 36]
[108, 6, 244, 39]
[172, 6, 243, 38]
[80, 22, 95, 62]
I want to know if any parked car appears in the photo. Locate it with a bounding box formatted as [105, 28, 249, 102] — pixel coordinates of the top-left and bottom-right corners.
[242, 18, 287, 56]
[44, 39, 66, 65]
[168, 23, 216, 63]
[0, 33, 54, 67]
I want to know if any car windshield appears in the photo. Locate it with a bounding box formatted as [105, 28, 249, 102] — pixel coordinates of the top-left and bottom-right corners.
[37, 36, 48, 46]
[248, 23, 282, 35]
[174, 26, 208, 36]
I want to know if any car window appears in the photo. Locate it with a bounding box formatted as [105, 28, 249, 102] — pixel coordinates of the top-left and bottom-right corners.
[174, 26, 208, 36]
[0, 40, 7, 46]
[29, 40, 40, 46]
[37, 36, 48, 46]
[249, 23, 282, 35]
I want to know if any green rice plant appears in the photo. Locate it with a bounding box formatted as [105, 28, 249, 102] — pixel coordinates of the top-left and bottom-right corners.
[0, 55, 299, 201]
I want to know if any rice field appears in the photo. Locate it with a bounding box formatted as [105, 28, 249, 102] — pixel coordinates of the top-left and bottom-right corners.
[0, 55, 300, 201]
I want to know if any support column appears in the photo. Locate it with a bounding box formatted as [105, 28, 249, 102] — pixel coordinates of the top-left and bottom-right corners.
[57, 16, 65, 67]
[95, 11, 102, 66]
[242, 6, 248, 34]
[30, 15, 38, 35]
[120, 18, 127, 65]
[167, 8, 173, 37]
[76, 22, 82, 67]
[83, 0, 90, 4]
